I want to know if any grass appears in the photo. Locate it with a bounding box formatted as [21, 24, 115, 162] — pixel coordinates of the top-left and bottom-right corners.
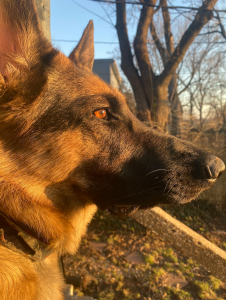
[162, 248, 178, 263]
[194, 278, 224, 300]
[145, 253, 156, 265]
[152, 268, 166, 282]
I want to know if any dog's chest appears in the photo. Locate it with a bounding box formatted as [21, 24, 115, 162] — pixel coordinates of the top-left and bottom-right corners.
[33, 253, 65, 300]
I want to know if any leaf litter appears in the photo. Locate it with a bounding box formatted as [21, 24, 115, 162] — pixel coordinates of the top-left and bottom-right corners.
[64, 200, 226, 300]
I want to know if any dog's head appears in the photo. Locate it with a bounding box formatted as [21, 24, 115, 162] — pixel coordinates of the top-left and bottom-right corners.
[0, 1, 224, 219]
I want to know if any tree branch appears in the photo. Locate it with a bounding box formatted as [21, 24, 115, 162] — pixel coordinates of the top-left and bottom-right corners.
[158, 0, 218, 86]
[198, 30, 223, 35]
[134, 0, 158, 110]
[116, 0, 150, 115]
[214, 10, 226, 39]
[150, 17, 168, 65]
[160, 0, 174, 56]
[178, 44, 211, 95]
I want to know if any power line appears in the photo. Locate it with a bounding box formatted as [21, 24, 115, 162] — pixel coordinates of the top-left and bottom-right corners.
[53, 39, 118, 44]
[70, 0, 114, 26]
[52, 39, 226, 44]
[89, 0, 226, 13]
[99, 1, 115, 26]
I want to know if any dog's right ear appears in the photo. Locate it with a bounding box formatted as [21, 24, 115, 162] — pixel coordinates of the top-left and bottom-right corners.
[0, 0, 46, 73]
[0, 1, 53, 84]
[69, 21, 94, 72]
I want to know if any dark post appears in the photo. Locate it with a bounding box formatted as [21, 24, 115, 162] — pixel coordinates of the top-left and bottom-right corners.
[34, 0, 51, 40]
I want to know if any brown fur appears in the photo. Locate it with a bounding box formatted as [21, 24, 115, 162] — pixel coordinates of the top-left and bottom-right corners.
[0, 1, 224, 299]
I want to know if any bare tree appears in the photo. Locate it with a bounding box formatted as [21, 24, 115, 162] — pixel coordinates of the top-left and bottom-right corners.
[115, 0, 219, 135]
[209, 84, 226, 131]
[177, 7, 226, 133]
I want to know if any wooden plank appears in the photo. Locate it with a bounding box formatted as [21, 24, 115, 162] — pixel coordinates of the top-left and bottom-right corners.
[133, 207, 226, 282]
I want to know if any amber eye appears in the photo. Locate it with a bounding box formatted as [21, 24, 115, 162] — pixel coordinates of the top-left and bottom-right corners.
[94, 109, 108, 119]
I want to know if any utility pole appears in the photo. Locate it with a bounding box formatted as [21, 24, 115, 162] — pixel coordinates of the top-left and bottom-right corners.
[34, 0, 51, 40]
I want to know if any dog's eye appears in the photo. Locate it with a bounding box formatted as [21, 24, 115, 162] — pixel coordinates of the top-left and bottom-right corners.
[94, 109, 108, 120]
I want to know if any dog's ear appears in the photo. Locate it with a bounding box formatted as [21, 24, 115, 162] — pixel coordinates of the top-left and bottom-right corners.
[0, 0, 48, 74]
[69, 21, 94, 72]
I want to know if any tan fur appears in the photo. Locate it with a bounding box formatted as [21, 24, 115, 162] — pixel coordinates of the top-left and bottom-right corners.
[0, 249, 65, 300]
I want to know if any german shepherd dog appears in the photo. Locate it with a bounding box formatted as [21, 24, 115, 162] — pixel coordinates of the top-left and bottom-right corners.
[0, 0, 224, 299]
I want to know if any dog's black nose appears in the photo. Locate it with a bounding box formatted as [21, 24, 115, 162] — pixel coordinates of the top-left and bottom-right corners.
[203, 157, 225, 180]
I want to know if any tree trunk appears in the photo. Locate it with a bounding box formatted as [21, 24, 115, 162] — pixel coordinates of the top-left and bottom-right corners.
[171, 97, 182, 137]
[116, 1, 151, 123]
[199, 108, 203, 129]
[169, 75, 182, 137]
[34, 0, 51, 40]
[152, 81, 169, 130]
[133, 0, 157, 113]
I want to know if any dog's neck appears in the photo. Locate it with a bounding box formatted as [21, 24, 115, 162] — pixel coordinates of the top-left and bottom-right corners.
[0, 147, 97, 255]
[0, 175, 97, 255]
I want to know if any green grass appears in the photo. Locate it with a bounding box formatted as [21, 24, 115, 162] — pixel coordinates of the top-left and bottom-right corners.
[194, 277, 223, 300]
[145, 254, 156, 265]
[152, 267, 166, 282]
[162, 248, 178, 263]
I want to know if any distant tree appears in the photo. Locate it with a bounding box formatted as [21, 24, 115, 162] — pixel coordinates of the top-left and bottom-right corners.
[178, 43, 224, 129]
[119, 78, 137, 114]
[177, 6, 226, 132]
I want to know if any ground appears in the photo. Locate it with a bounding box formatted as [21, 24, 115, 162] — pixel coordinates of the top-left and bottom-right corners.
[64, 199, 226, 300]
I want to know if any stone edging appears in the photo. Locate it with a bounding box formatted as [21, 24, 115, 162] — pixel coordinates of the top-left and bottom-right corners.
[133, 207, 226, 282]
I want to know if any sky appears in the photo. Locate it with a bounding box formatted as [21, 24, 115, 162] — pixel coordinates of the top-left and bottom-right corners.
[51, 0, 119, 59]
[51, 0, 225, 60]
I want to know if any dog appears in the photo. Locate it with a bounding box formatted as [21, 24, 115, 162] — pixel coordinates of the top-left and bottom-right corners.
[0, 1, 224, 299]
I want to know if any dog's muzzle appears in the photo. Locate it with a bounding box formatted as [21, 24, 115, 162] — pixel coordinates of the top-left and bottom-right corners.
[105, 205, 141, 217]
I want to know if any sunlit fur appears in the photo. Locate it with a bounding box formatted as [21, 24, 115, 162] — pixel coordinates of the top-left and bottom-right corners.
[0, 1, 224, 300]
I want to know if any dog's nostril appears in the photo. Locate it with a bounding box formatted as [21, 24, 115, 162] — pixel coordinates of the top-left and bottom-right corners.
[204, 157, 225, 180]
[218, 169, 224, 179]
[203, 166, 212, 179]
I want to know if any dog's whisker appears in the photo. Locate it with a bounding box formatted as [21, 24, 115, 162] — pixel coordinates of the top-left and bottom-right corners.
[136, 169, 169, 183]
[100, 177, 168, 205]
[161, 176, 173, 197]
[111, 185, 164, 201]
[98, 177, 167, 205]
[166, 182, 178, 195]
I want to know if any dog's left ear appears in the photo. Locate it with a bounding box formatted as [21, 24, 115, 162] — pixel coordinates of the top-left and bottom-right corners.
[69, 20, 94, 71]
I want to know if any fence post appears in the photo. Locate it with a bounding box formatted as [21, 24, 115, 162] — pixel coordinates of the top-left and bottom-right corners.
[34, 0, 51, 41]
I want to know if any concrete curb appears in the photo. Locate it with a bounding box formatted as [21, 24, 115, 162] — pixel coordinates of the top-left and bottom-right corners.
[133, 207, 226, 282]
[64, 285, 96, 300]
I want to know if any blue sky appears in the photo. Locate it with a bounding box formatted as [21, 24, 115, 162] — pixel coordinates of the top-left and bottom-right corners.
[51, 0, 118, 58]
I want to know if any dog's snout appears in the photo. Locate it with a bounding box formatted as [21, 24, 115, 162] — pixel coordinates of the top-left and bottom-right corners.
[202, 157, 225, 181]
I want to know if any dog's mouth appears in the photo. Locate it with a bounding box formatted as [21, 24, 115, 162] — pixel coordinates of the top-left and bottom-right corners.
[105, 205, 151, 217]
